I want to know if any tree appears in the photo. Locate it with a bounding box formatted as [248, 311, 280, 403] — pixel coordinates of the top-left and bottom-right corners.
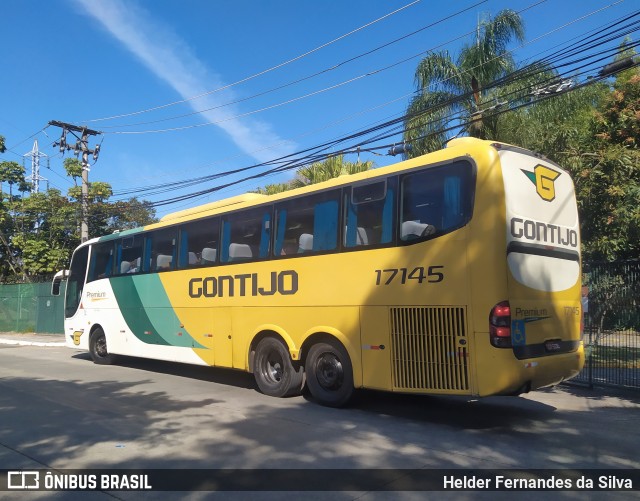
[2, 188, 76, 277]
[252, 183, 292, 196]
[104, 198, 157, 232]
[498, 42, 640, 261]
[0, 176, 157, 281]
[573, 65, 640, 260]
[0, 132, 158, 281]
[253, 155, 374, 194]
[291, 155, 373, 188]
[63, 158, 83, 186]
[0, 161, 29, 200]
[498, 80, 608, 161]
[404, 9, 525, 156]
[1, 184, 158, 280]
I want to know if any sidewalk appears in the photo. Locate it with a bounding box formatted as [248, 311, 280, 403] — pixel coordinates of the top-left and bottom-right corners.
[0, 332, 65, 347]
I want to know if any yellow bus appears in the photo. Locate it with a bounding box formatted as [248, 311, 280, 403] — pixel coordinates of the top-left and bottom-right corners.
[53, 137, 584, 407]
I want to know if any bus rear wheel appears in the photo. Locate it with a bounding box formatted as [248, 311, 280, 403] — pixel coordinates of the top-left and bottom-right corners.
[305, 340, 354, 407]
[89, 327, 116, 365]
[253, 337, 304, 398]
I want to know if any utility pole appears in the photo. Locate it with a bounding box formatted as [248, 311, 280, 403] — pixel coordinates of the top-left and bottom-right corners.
[49, 120, 102, 243]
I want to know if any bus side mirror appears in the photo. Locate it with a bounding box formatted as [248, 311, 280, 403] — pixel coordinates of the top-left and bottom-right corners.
[51, 270, 69, 296]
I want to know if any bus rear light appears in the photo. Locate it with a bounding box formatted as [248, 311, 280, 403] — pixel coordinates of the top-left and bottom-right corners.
[492, 326, 511, 338]
[490, 301, 512, 348]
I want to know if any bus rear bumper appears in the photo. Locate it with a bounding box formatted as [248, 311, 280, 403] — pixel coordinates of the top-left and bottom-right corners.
[475, 342, 585, 397]
[506, 344, 585, 395]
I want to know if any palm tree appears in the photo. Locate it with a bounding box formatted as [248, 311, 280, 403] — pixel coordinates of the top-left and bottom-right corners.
[404, 9, 525, 156]
[252, 183, 292, 195]
[291, 155, 373, 188]
[253, 155, 374, 194]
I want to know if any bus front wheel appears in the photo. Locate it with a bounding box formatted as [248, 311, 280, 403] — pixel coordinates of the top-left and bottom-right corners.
[253, 337, 304, 398]
[305, 340, 354, 407]
[89, 327, 116, 365]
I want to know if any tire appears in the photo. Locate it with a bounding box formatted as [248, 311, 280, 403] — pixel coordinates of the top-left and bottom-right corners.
[89, 327, 116, 365]
[305, 340, 354, 407]
[253, 337, 304, 398]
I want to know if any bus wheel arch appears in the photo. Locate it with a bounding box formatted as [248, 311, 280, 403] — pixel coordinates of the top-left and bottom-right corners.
[88, 325, 116, 365]
[301, 333, 355, 408]
[250, 331, 304, 398]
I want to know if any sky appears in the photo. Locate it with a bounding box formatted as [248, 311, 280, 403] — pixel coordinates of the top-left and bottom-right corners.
[1, 0, 638, 219]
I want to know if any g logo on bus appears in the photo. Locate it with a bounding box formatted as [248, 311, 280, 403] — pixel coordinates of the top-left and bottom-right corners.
[522, 165, 561, 202]
[73, 331, 83, 346]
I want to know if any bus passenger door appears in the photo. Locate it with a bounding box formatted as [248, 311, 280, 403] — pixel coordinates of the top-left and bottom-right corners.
[64, 246, 90, 349]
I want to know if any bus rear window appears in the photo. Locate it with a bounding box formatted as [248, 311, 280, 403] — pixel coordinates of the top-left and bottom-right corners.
[400, 160, 474, 241]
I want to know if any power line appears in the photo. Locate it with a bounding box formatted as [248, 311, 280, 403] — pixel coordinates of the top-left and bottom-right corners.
[141, 52, 640, 208]
[42, 2, 636, 212]
[49, 0, 620, 210]
[99, 1, 536, 135]
[108, 5, 638, 201]
[79, 0, 424, 123]
[99, 1, 623, 137]
[95, 0, 490, 131]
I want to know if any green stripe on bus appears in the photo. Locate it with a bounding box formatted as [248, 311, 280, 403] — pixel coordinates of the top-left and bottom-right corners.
[110, 275, 169, 345]
[132, 274, 204, 349]
[110, 275, 203, 348]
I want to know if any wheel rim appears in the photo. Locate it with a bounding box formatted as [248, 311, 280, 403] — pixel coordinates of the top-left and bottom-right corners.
[314, 352, 344, 391]
[95, 335, 108, 358]
[262, 349, 284, 384]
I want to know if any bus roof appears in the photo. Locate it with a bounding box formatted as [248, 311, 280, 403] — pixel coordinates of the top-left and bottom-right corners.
[96, 137, 518, 238]
[159, 193, 267, 223]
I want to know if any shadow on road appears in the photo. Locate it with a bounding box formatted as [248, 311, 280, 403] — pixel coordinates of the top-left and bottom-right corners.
[72, 352, 257, 390]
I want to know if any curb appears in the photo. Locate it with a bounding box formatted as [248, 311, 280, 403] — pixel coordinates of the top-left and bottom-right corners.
[0, 338, 66, 347]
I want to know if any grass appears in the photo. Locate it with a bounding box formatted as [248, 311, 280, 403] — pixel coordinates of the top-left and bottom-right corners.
[586, 344, 640, 368]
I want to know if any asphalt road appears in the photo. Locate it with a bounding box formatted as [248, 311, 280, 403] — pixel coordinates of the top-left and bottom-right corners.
[1, 338, 639, 500]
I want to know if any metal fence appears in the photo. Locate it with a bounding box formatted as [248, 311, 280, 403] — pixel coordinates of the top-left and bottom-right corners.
[0, 282, 65, 334]
[572, 260, 640, 390]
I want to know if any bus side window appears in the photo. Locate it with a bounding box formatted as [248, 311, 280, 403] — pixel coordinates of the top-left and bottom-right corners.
[88, 241, 115, 282]
[115, 235, 144, 275]
[274, 190, 340, 256]
[274, 203, 314, 256]
[220, 208, 271, 263]
[178, 217, 220, 268]
[147, 227, 177, 272]
[345, 178, 396, 248]
[313, 199, 338, 251]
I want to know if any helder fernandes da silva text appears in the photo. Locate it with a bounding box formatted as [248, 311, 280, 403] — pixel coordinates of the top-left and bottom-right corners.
[444, 474, 633, 490]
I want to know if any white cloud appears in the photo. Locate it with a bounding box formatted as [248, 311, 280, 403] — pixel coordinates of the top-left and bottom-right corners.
[73, 0, 296, 163]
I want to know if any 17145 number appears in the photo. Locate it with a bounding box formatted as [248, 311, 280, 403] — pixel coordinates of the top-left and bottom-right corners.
[374, 266, 444, 285]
